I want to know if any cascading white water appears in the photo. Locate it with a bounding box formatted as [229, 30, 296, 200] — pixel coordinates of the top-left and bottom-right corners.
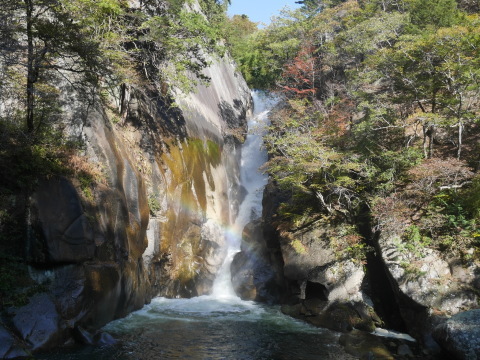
[211, 91, 274, 299]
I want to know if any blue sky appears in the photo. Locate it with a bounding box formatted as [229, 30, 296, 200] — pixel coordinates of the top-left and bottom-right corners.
[227, 0, 301, 26]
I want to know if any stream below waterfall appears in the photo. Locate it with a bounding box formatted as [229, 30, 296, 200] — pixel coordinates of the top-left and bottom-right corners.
[39, 297, 354, 359]
[38, 92, 356, 360]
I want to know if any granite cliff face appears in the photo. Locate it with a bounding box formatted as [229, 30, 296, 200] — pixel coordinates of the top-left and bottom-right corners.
[1, 44, 251, 357]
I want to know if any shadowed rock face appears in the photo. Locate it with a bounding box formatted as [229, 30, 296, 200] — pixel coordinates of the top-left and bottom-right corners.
[231, 219, 284, 303]
[29, 177, 95, 263]
[375, 226, 479, 343]
[10, 293, 63, 352]
[0, 323, 29, 359]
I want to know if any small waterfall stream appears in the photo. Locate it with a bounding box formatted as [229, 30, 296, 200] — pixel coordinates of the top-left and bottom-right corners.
[211, 91, 270, 299]
[39, 92, 354, 360]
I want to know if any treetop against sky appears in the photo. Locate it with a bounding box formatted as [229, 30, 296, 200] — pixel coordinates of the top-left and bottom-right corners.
[227, 0, 301, 25]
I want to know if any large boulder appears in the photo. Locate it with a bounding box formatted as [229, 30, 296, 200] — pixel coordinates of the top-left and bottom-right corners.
[0, 323, 29, 359]
[376, 229, 479, 340]
[378, 233, 478, 314]
[281, 300, 381, 333]
[433, 310, 480, 360]
[272, 215, 369, 304]
[307, 260, 365, 303]
[10, 293, 65, 352]
[231, 219, 284, 303]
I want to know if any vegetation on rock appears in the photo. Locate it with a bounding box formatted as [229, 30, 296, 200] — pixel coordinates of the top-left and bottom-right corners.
[225, 0, 480, 264]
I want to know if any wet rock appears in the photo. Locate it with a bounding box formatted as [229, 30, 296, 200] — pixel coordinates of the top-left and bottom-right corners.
[201, 220, 226, 273]
[11, 293, 64, 352]
[433, 309, 480, 359]
[82, 263, 122, 328]
[121, 159, 149, 260]
[339, 330, 395, 360]
[231, 251, 257, 300]
[74, 326, 95, 345]
[94, 331, 117, 346]
[280, 303, 303, 318]
[281, 300, 380, 333]
[397, 344, 414, 357]
[308, 301, 380, 333]
[73, 326, 117, 346]
[50, 265, 86, 323]
[231, 219, 284, 303]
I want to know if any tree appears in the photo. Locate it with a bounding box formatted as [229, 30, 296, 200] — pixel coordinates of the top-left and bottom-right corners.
[366, 19, 480, 158]
[137, 4, 225, 95]
[223, 14, 258, 61]
[295, 0, 323, 14]
[405, 0, 460, 30]
[228, 6, 310, 89]
[0, 0, 126, 133]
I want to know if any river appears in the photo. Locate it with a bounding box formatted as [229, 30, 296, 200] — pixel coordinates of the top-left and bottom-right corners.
[38, 92, 356, 360]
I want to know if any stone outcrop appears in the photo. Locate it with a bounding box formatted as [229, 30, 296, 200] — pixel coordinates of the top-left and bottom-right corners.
[257, 175, 479, 357]
[231, 219, 284, 303]
[9, 293, 64, 352]
[0, 323, 29, 359]
[433, 309, 480, 359]
[243, 179, 383, 334]
[282, 300, 381, 333]
[375, 225, 479, 346]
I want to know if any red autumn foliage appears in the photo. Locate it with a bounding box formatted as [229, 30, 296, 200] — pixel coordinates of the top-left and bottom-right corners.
[280, 44, 317, 97]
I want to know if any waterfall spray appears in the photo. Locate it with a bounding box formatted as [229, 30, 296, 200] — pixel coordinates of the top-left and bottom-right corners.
[211, 92, 274, 299]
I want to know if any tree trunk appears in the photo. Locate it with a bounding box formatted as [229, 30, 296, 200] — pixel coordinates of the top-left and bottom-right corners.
[422, 124, 428, 158]
[428, 124, 434, 158]
[423, 123, 435, 159]
[457, 119, 463, 159]
[25, 0, 34, 133]
[120, 83, 131, 124]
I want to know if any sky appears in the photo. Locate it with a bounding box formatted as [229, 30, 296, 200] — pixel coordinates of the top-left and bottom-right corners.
[227, 0, 301, 26]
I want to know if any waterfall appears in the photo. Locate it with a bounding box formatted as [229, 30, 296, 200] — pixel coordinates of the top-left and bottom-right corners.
[55, 91, 356, 359]
[211, 91, 274, 299]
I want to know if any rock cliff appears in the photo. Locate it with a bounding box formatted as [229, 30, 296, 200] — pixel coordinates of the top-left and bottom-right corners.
[232, 172, 480, 358]
[0, 31, 251, 360]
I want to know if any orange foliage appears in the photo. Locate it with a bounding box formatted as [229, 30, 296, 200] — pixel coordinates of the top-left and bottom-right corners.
[280, 44, 317, 97]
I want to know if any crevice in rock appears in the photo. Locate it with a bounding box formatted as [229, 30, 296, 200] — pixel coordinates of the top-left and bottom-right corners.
[356, 205, 407, 332]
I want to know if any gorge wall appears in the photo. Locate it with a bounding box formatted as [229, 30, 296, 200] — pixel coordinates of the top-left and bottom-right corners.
[0, 30, 251, 360]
